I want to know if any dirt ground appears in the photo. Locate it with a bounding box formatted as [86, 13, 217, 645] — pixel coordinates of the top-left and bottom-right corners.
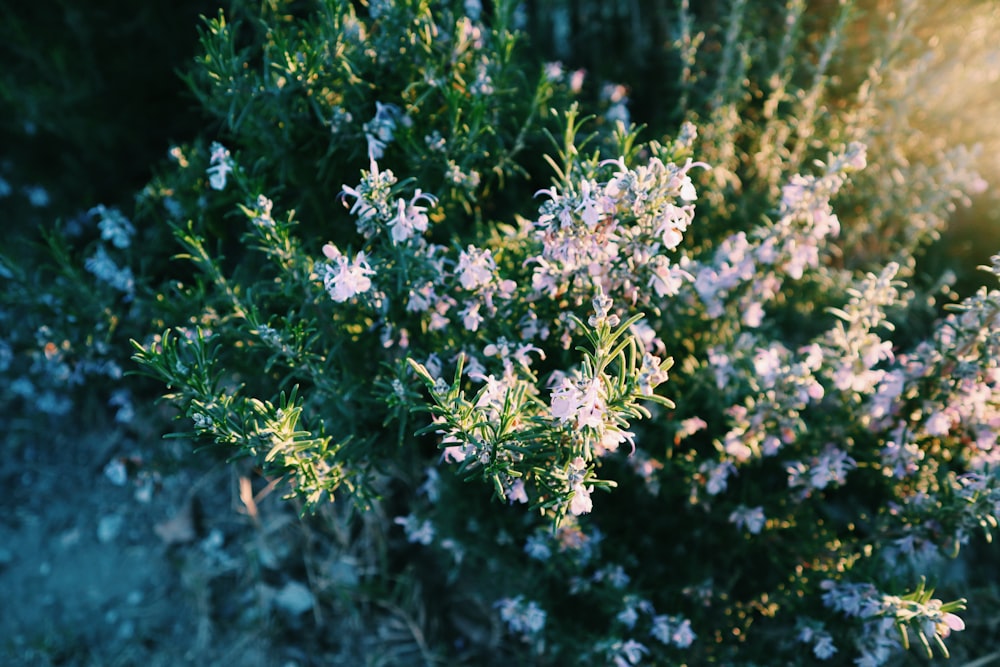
[0, 419, 334, 666]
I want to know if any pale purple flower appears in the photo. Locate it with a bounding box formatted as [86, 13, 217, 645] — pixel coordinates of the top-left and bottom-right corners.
[549, 376, 580, 423]
[704, 460, 736, 495]
[569, 482, 593, 516]
[459, 301, 484, 331]
[456, 246, 496, 290]
[363, 102, 405, 160]
[728, 505, 766, 534]
[650, 615, 673, 645]
[507, 478, 528, 504]
[496, 596, 546, 635]
[576, 378, 608, 429]
[924, 409, 953, 437]
[649, 257, 692, 297]
[320, 245, 375, 302]
[387, 189, 436, 243]
[616, 605, 640, 629]
[612, 639, 648, 666]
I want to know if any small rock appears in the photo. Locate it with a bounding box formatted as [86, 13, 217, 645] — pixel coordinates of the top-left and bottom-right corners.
[58, 527, 81, 548]
[97, 514, 125, 543]
[329, 558, 359, 588]
[103, 459, 128, 486]
[116, 619, 136, 640]
[273, 581, 314, 616]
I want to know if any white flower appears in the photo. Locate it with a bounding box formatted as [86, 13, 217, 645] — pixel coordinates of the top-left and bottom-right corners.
[575, 378, 607, 429]
[569, 482, 593, 515]
[459, 301, 484, 331]
[456, 246, 495, 290]
[924, 410, 952, 437]
[207, 142, 234, 190]
[679, 176, 697, 201]
[507, 479, 528, 504]
[388, 189, 436, 243]
[320, 249, 375, 302]
[550, 376, 580, 422]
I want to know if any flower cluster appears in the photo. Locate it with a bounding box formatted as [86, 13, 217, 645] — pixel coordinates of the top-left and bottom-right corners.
[528, 140, 707, 309]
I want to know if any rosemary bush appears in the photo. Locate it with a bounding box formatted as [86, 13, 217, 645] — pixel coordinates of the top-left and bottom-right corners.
[7, 0, 1000, 664]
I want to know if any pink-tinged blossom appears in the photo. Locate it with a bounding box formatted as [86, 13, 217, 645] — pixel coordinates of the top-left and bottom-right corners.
[507, 478, 528, 504]
[456, 245, 496, 290]
[787, 445, 857, 493]
[651, 614, 697, 648]
[676, 417, 708, 440]
[923, 409, 953, 437]
[671, 618, 696, 648]
[742, 300, 765, 327]
[567, 456, 594, 516]
[569, 484, 593, 516]
[320, 245, 375, 302]
[459, 301, 484, 331]
[549, 376, 607, 430]
[654, 203, 690, 248]
[649, 256, 693, 297]
[442, 436, 473, 463]
[597, 428, 636, 457]
[428, 304, 452, 331]
[880, 436, 924, 479]
[388, 189, 436, 242]
[722, 428, 753, 462]
[576, 378, 607, 429]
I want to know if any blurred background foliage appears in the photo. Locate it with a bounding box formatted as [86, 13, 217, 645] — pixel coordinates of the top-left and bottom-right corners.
[0, 0, 217, 237]
[2, 0, 996, 283]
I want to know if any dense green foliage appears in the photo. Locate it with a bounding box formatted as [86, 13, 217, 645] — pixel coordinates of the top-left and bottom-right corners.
[3, 1, 1000, 665]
